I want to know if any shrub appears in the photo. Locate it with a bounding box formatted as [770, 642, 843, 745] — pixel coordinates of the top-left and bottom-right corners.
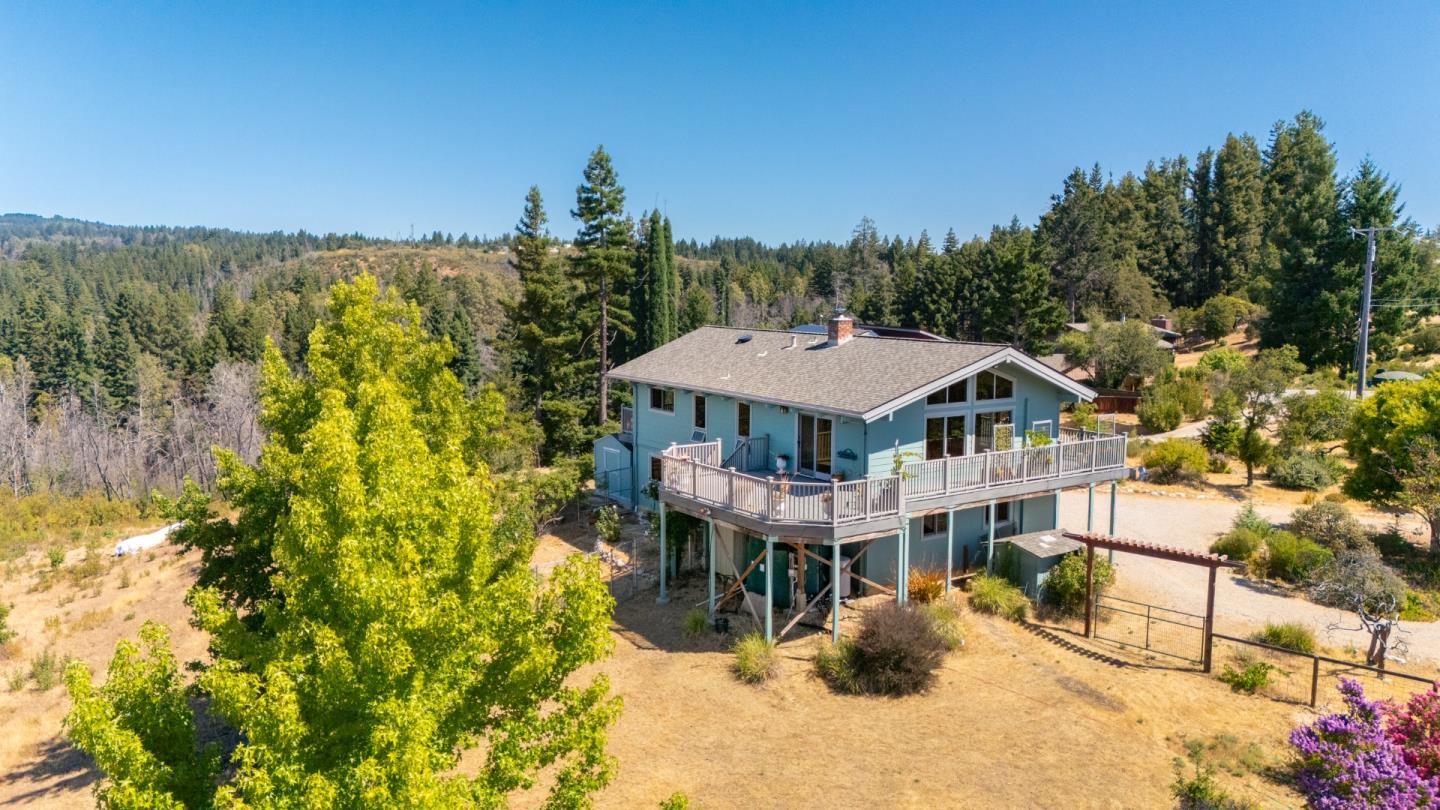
[1206, 454, 1231, 474]
[1211, 528, 1264, 562]
[1042, 552, 1115, 617]
[907, 568, 945, 604]
[680, 608, 708, 639]
[1388, 686, 1440, 780]
[731, 633, 778, 684]
[1291, 679, 1440, 807]
[968, 574, 1028, 621]
[814, 639, 860, 693]
[1143, 439, 1208, 484]
[595, 505, 621, 545]
[46, 548, 64, 569]
[1171, 745, 1256, 810]
[0, 602, 13, 647]
[1218, 657, 1275, 694]
[1069, 401, 1098, 431]
[1197, 346, 1249, 374]
[845, 602, 947, 696]
[1407, 324, 1440, 356]
[659, 792, 693, 810]
[1290, 501, 1367, 552]
[920, 598, 967, 652]
[1250, 621, 1316, 654]
[1270, 452, 1338, 491]
[1200, 392, 1243, 456]
[1231, 502, 1272, 536]
[1259, 531, 1332, 584]
[30, 648, 64, 691]
[1138, 396, 1184, 433]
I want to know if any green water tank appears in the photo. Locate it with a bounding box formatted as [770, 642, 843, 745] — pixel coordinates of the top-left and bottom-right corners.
[744, 536, 791, 609]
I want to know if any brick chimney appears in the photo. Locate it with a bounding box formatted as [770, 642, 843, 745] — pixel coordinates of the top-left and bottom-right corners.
[1151, 316, 1173, 332]
[827, 308, 854, 346]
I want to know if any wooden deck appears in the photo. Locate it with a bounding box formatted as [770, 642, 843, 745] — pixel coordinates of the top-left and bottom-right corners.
[659, 430, 1128, 540]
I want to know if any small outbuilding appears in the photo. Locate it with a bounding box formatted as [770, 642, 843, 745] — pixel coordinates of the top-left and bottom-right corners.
[1000, 529, 1084, 598]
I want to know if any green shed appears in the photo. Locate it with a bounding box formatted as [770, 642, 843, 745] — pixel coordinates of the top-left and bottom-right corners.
[1002, 529, 1084, 599]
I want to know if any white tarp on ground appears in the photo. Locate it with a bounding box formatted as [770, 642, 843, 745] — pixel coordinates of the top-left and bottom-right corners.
[113, 522, 182, 557]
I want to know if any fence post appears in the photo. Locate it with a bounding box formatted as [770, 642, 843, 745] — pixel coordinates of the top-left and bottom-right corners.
[1202, 566, 1217, 673]
[1310, 655, 1320, 707]
[1145, 604, 1152, 651]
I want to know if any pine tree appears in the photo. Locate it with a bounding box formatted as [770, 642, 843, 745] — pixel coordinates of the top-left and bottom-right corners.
[1189, 148, 1219, 302]
[982, 219, 1064, 352]
[1039, 166, 1110, 319]
[1212, 133, 1265, 297]
[1337, 158, 1424, 364]
[570, 146, 635, 426]
[1137, 156, 1192, 308]
[1261, 111, 1344, 366]
[503, 186, 590, 461]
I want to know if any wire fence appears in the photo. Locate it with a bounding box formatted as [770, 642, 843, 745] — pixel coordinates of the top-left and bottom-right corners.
[1092, 594, 1206, 664]
[1210, 632, 1438, 709]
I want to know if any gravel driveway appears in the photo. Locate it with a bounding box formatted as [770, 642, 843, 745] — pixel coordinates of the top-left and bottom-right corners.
[1058, 488, 1440, 669]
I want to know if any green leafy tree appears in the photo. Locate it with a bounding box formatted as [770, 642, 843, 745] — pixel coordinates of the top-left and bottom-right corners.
[571, 146, 636, 426]
[1345, 374, 1440, 555]
[74, 274, 620, 807]
[1090, 320, 1170, 389]
[1228, 345, 1304, 485]
[1200, 389, 1243, 456]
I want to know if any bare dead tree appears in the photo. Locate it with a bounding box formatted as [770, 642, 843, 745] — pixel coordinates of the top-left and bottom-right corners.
[1309, 548, 1410, 667]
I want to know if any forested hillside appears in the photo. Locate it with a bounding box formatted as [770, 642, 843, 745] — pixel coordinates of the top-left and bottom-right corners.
[1, 110, 1436, 502]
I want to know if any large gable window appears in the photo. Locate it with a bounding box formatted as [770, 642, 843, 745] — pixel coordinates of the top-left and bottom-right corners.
[649, 387, 675, 413]
[926, 378, 970, 405]
[925, 415, 967, 460]
[975, 370, 1013, 401]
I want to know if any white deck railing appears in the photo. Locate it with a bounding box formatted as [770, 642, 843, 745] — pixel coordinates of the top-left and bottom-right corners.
[660, 432, 1127, 528]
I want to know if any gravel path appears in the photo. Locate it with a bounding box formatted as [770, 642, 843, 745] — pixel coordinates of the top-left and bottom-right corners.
[1059, 488, 1440, 669]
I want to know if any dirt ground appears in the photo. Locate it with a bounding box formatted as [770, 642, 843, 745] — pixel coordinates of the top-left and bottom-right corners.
[0, 535, 204, 807]
[558, 584, 1305, 809]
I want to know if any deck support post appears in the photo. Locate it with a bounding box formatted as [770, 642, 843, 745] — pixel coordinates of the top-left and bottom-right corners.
[706, 518, 716, 620]
[831, 541, 842, 643]
[1108, 480, 1118, 563]
[657, 503, 669, 604]
[985, 499, 997, 575]
[1086, 482, 1095, 531]
[764, 536, 774, 643]
[945, 509, 955, 595]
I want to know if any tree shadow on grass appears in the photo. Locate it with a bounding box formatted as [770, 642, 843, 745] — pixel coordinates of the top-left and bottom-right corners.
[0, 734, 97, 805]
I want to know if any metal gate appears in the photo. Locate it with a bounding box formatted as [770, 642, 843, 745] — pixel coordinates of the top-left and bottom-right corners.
[1092, 594, 1206, 665]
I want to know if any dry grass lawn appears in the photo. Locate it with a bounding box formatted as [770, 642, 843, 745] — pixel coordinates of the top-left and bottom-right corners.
[1, 513, 1313, 809]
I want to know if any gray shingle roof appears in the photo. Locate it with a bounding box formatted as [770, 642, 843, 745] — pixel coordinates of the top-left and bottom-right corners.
[608, 327, 1008, 418]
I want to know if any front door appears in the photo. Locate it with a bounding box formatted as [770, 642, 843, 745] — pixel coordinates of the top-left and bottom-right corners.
[797, 413, 833, 478]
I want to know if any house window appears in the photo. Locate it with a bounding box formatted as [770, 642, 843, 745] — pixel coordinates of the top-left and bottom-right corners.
[1030, 419, 1053, 440]
[737, 402, 751, 438]
[976, 370, 1013, 401]
[984, 501, 1012, 527]
[694, 394, 706, 429]
[649, 387, 674, 413]
[922, 513, 948, 537]
[650, 456, 663, 482]
[926, 378, 970, 405]
[925, 415, 969, 460]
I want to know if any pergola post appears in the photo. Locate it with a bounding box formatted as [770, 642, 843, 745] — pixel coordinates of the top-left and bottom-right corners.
[895, 524, 907, 605]
[763, 536, 774, 643]
[657, 503, 669, 604]
[831, 541, 842, 643]
[1202, 565, 1217, 673]
[945, 509, 955, 595]
[706, 518, 716, 620]
[1083, 543, 1096, 638]
[1086, 482, 1095, 531]
[985, 499, 997, 574]
[1053, 491, 1060, 530]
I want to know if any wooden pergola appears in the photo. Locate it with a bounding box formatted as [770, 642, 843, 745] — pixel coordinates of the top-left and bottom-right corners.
[1062, 531, 1244, 672]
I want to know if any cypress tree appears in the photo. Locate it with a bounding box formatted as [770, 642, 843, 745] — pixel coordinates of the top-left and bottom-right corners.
[1212, 133, 1265, 297]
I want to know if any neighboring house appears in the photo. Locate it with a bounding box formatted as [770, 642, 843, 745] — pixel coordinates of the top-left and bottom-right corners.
[594, 310, 1128, 642]
[1065, 317, 1180, 353]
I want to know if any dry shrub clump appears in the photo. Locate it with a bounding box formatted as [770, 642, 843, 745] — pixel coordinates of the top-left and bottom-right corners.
[816, 602, 947, 696]
[731, 632, 779, 684]
[968, 574, 1029, 621]
[907, 568, 946, 604]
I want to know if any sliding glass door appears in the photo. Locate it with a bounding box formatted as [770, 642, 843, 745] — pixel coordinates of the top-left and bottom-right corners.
[797, 413, 833, 478]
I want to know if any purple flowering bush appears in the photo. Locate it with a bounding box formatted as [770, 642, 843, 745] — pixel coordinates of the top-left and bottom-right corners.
[1290, 678, 1440, 809]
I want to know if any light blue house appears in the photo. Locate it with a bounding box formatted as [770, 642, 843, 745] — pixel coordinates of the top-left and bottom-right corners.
[594, 311, 1127, 642]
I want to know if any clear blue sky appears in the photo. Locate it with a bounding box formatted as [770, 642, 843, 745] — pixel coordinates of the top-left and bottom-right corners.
[3, 1, 1437, 245]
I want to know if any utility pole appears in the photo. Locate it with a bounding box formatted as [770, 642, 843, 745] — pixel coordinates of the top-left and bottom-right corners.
[1349, 226, 1391, 399]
